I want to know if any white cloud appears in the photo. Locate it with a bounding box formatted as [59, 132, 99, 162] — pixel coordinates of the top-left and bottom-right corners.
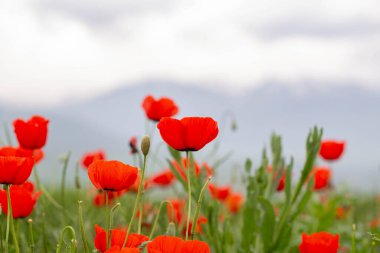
[1, 0, 380, 106]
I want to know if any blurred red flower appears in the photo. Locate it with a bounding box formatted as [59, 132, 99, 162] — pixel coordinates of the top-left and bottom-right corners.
[167, 199, 186, 224]
[182, 216, 208, 236]
[142, 95, 179, 122]
[129, 137, 139, 154]
[157, 117, 218, 152]
[225, 192, 244, 214]
[13, 115, 49, 150]
[0, 147, 34, 185]
[94, 225, 148, 252]
[299, 232, 339, 253]
[93, 191, 124, 207]
[81, 150, 106, 169]
[88, 160, 138, 192]
[170, 159, 213, 182]
[319, 140, 345, 161]
[267, 165, 286, 192]
[313, 167, 332, 191]
[147, 236, 210, 253]
[208, 184, 231, 201]
[150, 170, 175, 187]
[0, 181, 41, 218]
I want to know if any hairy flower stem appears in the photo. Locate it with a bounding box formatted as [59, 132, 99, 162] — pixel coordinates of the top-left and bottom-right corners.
[123, 154, 147, 247]
[6, 184, 20, 253]
[56, 226, 76, 253]
[60, 152, 71, 210]
[78, 201, 89, 253]
[138, 191, 144, 234]
[27, 219, 35, 253]
[191, 176, 212, 240]
[185, 151, 192, 241]
[149, 201, 172, 240]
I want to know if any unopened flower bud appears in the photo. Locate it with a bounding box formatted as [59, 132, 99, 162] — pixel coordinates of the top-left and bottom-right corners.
[141, 135, 150, 156]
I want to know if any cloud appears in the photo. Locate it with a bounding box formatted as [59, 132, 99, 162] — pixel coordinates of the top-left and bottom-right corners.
[0, 0, 380, 106]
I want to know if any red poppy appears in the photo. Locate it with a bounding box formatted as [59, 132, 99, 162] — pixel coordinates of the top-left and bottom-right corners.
[13, 115, 49, 150]
[208, 184, 231, 201]
[0, 181, 41, 218]
[129, 175, 151, 193]
[225, 192, 244, 214]
[82, 150, 106, 169]
[0, 147, 34, 185]
[129, 137, 138, 154]
[142, 95, 179, 122]
[312, 167, 332, 191]
[319, 140, 345, 161]
[93, 191, 124, 207]
[150, 170, 175, 187]
[94, 225, 148, 252]
[299, 232, 339, 253]
[171, 159, 212, 182]
[167, 199, 186, 224]
[157, 117, 218, 152]
[105, 246, 140, 253]
[16, 148, 44, 164]
[147, 236, 210, 253]
[88, 160, 138, 192]
[267, 166, 286, 192]
[182, 216, 208, 236]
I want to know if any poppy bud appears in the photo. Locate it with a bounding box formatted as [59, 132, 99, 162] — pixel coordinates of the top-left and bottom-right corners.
[141, 135, 150, 156]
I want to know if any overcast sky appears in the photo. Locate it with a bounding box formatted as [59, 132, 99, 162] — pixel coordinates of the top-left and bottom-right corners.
[1, 0, 380, 106]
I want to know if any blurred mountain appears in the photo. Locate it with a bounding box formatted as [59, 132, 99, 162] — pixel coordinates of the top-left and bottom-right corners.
[1, 82, 380, 190]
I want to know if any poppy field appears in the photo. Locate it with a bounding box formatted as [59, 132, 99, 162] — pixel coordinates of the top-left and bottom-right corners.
[0, 95, 379, 253]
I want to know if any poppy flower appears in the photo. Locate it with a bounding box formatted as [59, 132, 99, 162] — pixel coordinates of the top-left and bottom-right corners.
[0, 182, 41, 218]
[150, 170, 175, 187]
[157, 117, 218, 152]
[299, 232, 339, 253]
[142, 95, 179, 122]
[0, 147, 34, 185]
[225, 192, 244, 214]
[81, 150, 106, 169]
[267, 166, 286, 191]
[319, 140, 345, 161]
[88, 160, 138, 192]
[16, 148, 44, 164]
[171, 159, 212, 182]
[167, 199, 186, 224]
[129, 175, 151, 193]
[129, 137, 139, 154]
[147, 236, 210, 253]
[182, 216, 208, 236]
[93, 191, 124, 207]
[105, 246, 140, 253]
[208, 184, 231, 201]
[312, 167, 332, 191]
[13, 115, 49, 150]
[94, 225, 148, 252]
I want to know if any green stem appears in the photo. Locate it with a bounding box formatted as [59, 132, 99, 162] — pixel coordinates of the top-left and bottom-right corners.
[351, 224, 357, 253]
[123, 155, 148, 247]
[105, 191, 110, 250]
[42, 219, 48, 253]
[138, 192, 144, 234]
[56, 226, 76, 253]
[60, 152, 71, 209]
[110, 202, 121, 229]
[185, 151, 192, 240]
[191, 176, 211, 240]
[78, 201, 89, 253]
[27, 219, 35, 253]
[149, 201, 172, 240]
[6, 184, 20, 253]
[0, 212, 3, 253]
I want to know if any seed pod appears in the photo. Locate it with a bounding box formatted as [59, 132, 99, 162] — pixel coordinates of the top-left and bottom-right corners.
[141, 135, 150, 156]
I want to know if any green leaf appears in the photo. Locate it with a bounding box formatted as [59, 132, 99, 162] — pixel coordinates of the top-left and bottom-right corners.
[258, 197, 276, 253]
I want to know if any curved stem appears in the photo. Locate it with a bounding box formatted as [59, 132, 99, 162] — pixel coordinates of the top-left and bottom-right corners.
[60, 151, 71, 209]
[56, 226, 76, 253]
[110, 202, 121, 229]
[185, 151, 192, 240]
[6, 184, 20, 253]
[123, 154, 147, 247]
[191, 176, 212, 240]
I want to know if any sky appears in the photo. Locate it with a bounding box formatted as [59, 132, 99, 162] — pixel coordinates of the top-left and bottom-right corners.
[1, 0, 380, 106]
